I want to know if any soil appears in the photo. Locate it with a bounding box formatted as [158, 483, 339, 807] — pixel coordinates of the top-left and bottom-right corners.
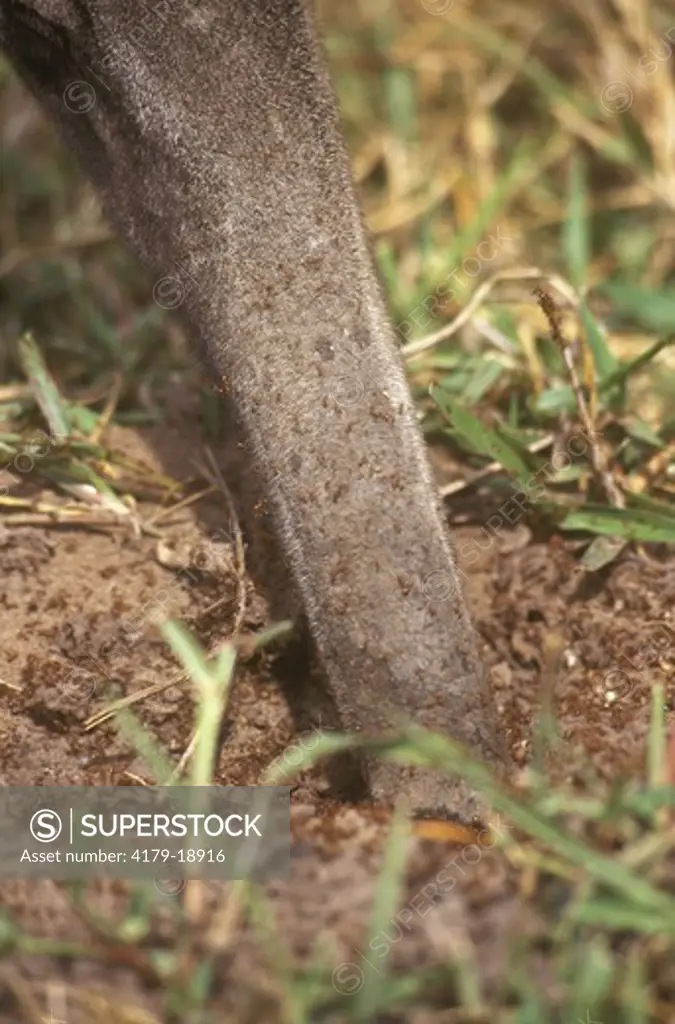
[0, 383, 673, 1023]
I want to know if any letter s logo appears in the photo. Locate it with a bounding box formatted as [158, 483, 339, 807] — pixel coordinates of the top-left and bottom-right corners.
[30, 809, 63, 843]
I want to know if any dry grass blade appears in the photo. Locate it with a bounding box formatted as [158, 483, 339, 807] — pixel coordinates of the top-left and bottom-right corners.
[534, 285, 625, 508]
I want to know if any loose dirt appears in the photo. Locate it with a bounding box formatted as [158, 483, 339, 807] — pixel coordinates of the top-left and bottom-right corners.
[0, 386, 672, 1022]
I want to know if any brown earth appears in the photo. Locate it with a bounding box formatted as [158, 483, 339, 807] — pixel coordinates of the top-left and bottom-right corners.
[0, 384, 673, 1023]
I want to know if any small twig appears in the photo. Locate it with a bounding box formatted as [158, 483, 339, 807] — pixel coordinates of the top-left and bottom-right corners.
[199, 445, 248, 635]
[170, 728, 198, 782]
[85, 671, 189, 730]
[122, 772, 150, 786]
[0, 677, 22, 692]
[84, 628, 270, 731]
[145, 484, 217, 527]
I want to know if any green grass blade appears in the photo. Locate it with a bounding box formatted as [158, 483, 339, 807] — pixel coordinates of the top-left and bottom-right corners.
[160, 620, 237, 787]
[601, 285, 675, 334]
[561, 505, 675, 544]
[564, 154, 589, 293]
[431, 391, 533, 482]
[581, 301, 618, 383]
[355, 802, 411, 1020]
[600, 334, 675, 392]
[16, 331, 71, 440]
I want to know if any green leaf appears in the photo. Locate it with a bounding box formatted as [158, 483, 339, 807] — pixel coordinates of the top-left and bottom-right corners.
[581, 301, 618, 383]
[111, 704, 175, 786]
[624, 491, 675, 517]
[384, 66, 417, 144]
[564, 155, 589, 292]
[418, 351, 463, 370]
[569, 899, 675, 935]
[463, 357, 505, 404]
[561, 505, 675, 543]
[566, 941, 615, 1024]
[66, 405, 102, 437]
[378, 240, 400, 303]
[600, 334, 675, 392]
[533, 385, 575, 416]
[160, 621, 237, 787]
[263, 730, 355, 784]
[602, 285, 675, 333]
[431, 391, 533, 481]
[437, 367, 472, 395]
[355, 803, 411, 1020]
[491, 307, 520, 348]
[16, 332, 70, 441]
[622, 418, 663, 449]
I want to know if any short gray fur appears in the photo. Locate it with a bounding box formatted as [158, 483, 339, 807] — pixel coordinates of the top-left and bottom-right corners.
[1, 0, 508, 820]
